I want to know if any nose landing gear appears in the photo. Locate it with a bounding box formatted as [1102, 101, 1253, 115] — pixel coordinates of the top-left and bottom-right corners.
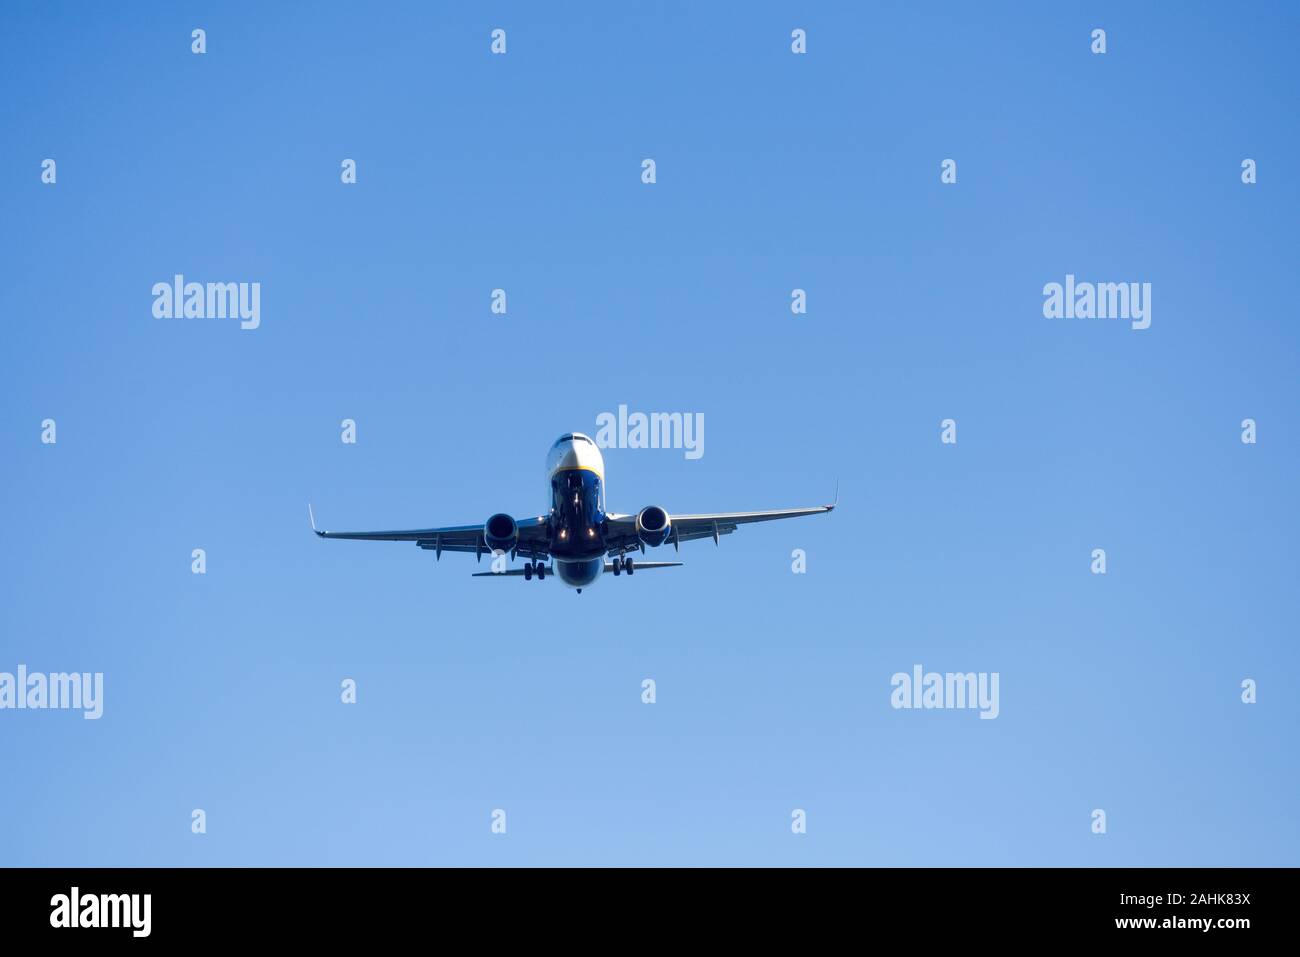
[523, 561, 547, 581]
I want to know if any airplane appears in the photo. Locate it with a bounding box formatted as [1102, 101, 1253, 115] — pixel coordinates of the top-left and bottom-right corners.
[309, 432, 835, 592]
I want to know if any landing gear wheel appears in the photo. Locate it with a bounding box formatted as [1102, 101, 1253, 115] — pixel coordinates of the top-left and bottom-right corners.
[624, 558, 634, 575]
[612, 559, 622, 576]
[524, 563, 533, 581]
[536, 563, 545, 580]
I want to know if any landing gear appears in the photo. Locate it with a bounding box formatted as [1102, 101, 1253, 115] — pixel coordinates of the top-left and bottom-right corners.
[612, 555, 635, 576]
[535, 562, 545, 580]
[524, 563, 533, 581]
[523, 561, 546, 581]
[624, 557, 634, 575]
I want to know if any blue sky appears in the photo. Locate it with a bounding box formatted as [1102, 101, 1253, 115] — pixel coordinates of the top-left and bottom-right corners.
[1, 1, 1296, 866]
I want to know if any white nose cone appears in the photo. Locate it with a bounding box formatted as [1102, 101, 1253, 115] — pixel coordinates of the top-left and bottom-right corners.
[546, 432, 605, 477]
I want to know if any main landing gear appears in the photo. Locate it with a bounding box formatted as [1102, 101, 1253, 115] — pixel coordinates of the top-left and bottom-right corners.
[611, 556, 635, 576]
[523, 561, 547, 581]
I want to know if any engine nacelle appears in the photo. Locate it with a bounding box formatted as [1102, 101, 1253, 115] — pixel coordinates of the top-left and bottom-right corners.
[636, 506, 672, 548]
[484, 513, 519, 553]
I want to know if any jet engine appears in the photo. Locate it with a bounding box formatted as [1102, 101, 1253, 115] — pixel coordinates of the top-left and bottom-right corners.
[635, 506, 671, 547]
[484, 513, 519, 553]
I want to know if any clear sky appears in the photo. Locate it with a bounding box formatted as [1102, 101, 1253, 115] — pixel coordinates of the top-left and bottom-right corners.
[1, 1, 1296, 866]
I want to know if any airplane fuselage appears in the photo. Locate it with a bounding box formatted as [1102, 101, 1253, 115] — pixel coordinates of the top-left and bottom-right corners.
[545, 433, 608, 588]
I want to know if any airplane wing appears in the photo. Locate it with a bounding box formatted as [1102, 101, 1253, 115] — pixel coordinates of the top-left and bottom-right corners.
[602, 496, 836, 555]
[308, 506, 551, 560]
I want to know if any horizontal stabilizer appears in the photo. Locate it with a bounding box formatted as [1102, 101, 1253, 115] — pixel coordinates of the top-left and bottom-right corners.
[472, 561, 684, 578]
[604, 561, 683, 571]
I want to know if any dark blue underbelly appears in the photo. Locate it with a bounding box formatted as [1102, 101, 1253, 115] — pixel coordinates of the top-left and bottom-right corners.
[549, 468, 606, 560]
[554, 558, 603, 588]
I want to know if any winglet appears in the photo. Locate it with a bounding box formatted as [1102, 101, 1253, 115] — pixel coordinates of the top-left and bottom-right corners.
[308, 503, 324, 537]
[828, 480, 839, 511]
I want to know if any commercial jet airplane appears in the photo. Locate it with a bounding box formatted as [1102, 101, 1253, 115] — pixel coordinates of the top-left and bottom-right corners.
[310, 432, 835, 592]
